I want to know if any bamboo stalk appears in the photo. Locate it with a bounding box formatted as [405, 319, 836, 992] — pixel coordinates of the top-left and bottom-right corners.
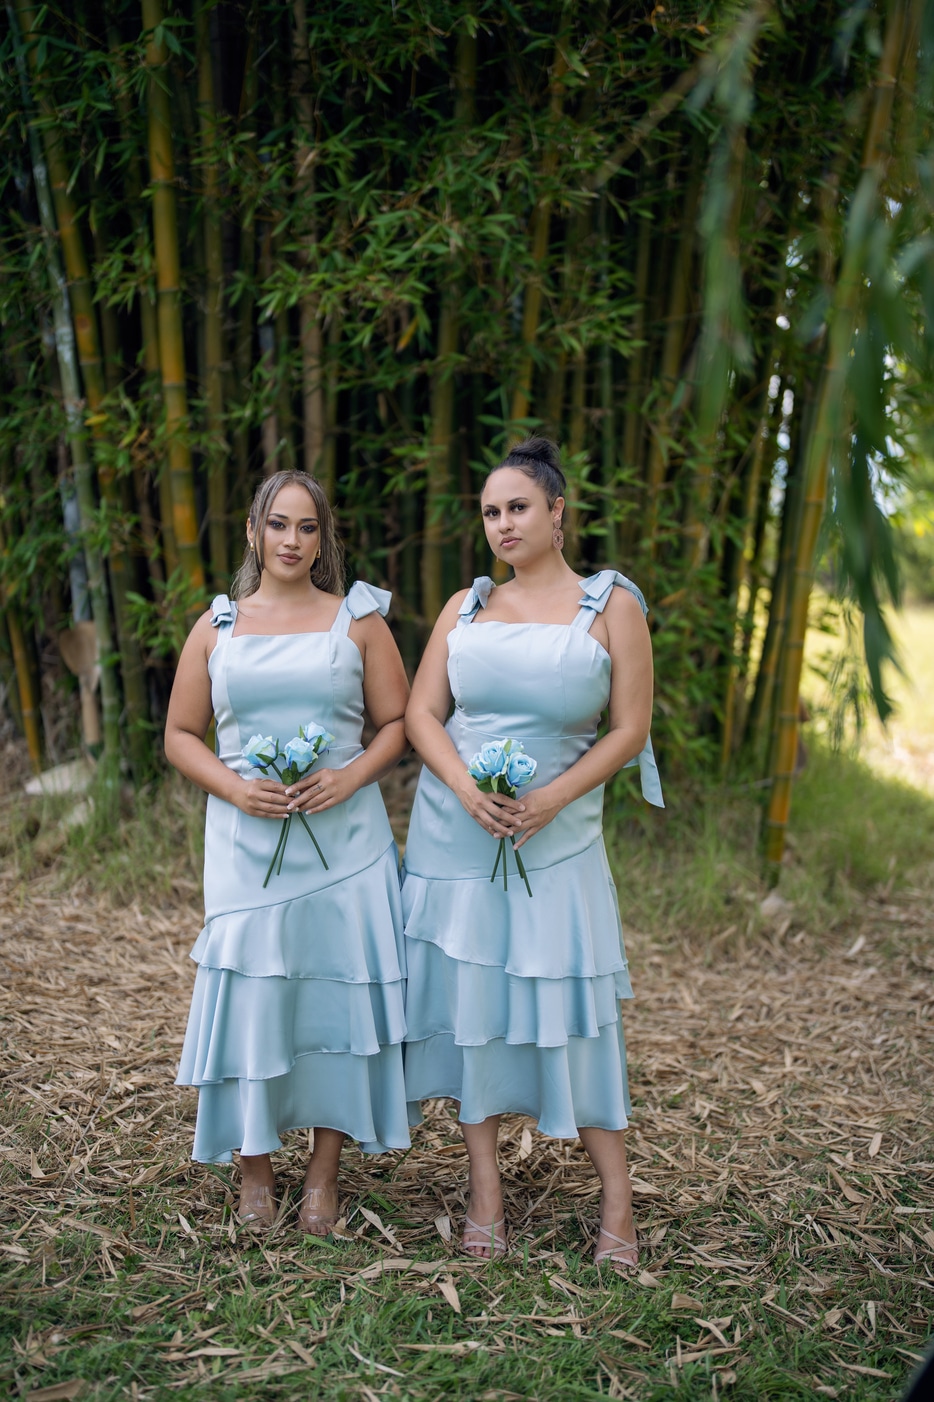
[12, 0, 123, 783]
[292, 0, 325, 477]
[142, 0, 206, 599]
[644, 153, 702, 562]
[106, 23, 173, 578]
[510, 40, 569, 425]
[0, 574, 42, 771]
[197, 0, 229, 587]
[763, 0, 907, 872]
[421, 20, 476, 624]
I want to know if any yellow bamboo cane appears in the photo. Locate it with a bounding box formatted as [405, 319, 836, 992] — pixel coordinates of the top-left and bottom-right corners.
[421, 21, 476, 624]
[197, 0, 229, 586]
[763, 0, 907, 872]
[510, 41, 569, 427]
[0, 517, 42, 771]
[12, 0, 128, 781]
[142, 0, 206, 597]
[292, 0, 326, 481]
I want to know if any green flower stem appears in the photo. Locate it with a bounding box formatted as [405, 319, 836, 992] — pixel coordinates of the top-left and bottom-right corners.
[270, 758, 329, 870]
[490, 837, 503, 884]
[511, 837, 533, 897]
[276, 810, 292, 875]
[294, 809, 329, 871]
[263, 817, 290, 889]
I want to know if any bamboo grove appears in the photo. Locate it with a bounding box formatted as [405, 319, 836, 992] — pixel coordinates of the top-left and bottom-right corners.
[1, 1, 933, 868]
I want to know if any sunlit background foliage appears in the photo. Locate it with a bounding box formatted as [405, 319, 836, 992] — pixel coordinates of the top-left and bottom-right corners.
[1, 0, 933, 867]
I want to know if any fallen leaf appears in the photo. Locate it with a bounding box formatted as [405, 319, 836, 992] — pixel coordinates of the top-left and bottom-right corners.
[630, 1177, 662, 1196]
[606, 1329, 649, 1349]
[177, 1212, 198, 1239]
[828, 1353, 891, 1379]
[518, 1127, 533, 1160]
[435, 1277, 461, 1314]
[672, 1293, 704, 1312]
[828, 1165, 866, 1205]
[434, 1214, 451, 1244]
[285, 1338, 317, 1367]
[25, 1384, 87, 1402]
[637, 1270, 661, 1288]
[694, 1317, 730, 1346]
[358, 1206, 400, 1248]
[868, 1133, 882, 1158]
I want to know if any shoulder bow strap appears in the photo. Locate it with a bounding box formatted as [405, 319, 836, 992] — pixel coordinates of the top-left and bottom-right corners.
[344, 580, 392, 620]
[577, 571, 664, 808]
[331, 580, 392, 637]
[210, 594, 235, 627]
[457, 576, 494, 626]
[578, 570, 648, 618]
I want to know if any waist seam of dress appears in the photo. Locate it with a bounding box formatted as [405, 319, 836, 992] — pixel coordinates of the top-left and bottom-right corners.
[202, 836, 399, 917]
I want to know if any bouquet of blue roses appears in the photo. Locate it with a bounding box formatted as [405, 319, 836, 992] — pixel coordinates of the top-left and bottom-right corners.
[241, 723, 334, 887]
[467, 738, 537, 897]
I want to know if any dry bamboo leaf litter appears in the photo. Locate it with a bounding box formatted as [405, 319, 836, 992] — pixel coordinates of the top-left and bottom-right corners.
[1, 848, 932, 1398]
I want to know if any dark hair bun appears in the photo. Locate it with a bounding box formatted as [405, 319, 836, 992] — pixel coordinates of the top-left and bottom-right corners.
[497, 436, 566, 504]
[505, 436, 561, 472]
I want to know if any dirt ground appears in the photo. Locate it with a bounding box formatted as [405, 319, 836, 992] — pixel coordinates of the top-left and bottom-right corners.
[1, 849, 932, 1395]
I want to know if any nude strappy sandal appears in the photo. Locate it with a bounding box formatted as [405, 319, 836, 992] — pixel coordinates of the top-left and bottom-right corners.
[460, 1214, 508, 1260]
[594, 1226, 639, 1276]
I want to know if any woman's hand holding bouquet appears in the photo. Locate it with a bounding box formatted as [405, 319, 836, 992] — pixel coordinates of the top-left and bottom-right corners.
[241, 724, 334, 886]
[466, 739, 537, 896]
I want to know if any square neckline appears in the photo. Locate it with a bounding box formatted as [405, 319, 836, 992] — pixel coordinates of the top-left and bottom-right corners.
[229, 595, 345, 639]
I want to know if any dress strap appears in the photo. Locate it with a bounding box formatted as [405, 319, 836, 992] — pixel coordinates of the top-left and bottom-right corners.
[572, 570, 648, 629]
[330, 580, 392, 636]
[574, 571, 665, 809]
[210, 594, 237, 628]
[457, 577, 494, 626]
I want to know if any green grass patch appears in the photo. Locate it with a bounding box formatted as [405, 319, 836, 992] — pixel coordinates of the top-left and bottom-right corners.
[606, 738, 934, 943]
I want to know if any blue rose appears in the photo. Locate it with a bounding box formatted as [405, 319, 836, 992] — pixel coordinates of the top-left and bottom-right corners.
[242, 734, 277, 768]
[467, 741, 507, 781]
[505, 751, 537, 789]
[300, 722, 334, 750]
[283, 736, 319, 772]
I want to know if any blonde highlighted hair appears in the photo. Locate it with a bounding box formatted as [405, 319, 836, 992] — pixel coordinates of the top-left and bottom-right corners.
[231, 471, 345, 600]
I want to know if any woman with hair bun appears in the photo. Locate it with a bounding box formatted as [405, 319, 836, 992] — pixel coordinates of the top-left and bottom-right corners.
[402, 437, 663, 1274]
[166, 471, 410, 1232]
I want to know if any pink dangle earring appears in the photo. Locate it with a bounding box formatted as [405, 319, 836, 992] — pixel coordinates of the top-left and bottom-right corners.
[552, 516, 564, 551]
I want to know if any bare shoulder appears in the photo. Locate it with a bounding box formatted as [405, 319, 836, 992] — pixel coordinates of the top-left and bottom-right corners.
[603, 583, 648, 628]
[189, 608, 219, 648]
[350, 609, 392, 642]
[438, 589, 472, 628]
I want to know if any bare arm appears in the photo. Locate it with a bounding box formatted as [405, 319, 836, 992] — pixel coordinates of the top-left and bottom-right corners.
[405, 593, 524, 841]
[513, 587, 654, 848]
[286, 612, 409, 815]
[164, 613, 290, 819]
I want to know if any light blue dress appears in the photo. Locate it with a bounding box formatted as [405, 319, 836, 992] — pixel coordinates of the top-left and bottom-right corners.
[176, 582, 410, 1163]
[402, 571, 663, 1137]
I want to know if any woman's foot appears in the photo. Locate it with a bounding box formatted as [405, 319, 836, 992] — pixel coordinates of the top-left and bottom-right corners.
[461, 1174, 507, 1259]
[298, 1181, 339, 1237]
[461, 1211, 508, 1259]
[237, 1154, 277, 1228]
[594, 1224, 639, 1275]
[594, 1193, 639, 1275]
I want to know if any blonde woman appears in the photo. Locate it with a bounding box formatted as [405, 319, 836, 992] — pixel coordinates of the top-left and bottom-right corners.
[402, 438, 663, 1273]
[166, 471, 410, 1231]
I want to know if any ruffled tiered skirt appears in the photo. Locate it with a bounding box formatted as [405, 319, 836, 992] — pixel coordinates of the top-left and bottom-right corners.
[176, 841, 410, 1163]
[402, 832, 633, 1137]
